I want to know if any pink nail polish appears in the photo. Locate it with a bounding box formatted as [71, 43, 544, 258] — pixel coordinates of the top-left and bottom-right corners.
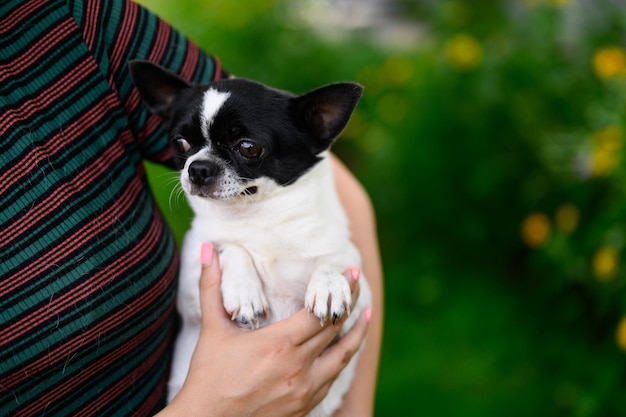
[349, 266, 360, 282]
[201, 242, 214, 266]
[365, 307, 372, 323]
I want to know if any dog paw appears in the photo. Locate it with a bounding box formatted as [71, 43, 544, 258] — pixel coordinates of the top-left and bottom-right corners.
[222, 277, 269, 329]
[219, 244, 269, 329]
[305, 265, 352, 326]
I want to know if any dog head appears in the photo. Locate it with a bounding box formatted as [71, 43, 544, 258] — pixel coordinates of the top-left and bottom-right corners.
[128, 60, 362, 202]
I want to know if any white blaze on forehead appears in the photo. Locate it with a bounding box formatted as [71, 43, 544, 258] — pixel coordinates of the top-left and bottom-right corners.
[200, 88, 231, 140]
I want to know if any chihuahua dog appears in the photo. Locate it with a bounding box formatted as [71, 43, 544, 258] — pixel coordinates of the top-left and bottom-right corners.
[129, 60, 372, 416]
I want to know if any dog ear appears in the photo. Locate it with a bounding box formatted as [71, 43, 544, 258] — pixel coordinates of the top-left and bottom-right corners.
[128, 60, 191, 121]
[291, 83, 363, 152]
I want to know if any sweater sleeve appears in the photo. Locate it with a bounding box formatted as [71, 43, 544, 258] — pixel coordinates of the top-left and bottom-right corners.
[68, 0, 228, 165]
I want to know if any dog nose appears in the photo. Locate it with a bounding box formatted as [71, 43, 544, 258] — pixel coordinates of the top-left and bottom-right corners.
[188, 160, 220, 186]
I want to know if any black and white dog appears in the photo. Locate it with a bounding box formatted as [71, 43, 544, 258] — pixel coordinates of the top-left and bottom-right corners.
[129, 61, 372, 416]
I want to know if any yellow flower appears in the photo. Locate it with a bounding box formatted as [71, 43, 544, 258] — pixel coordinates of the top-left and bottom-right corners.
[592, 246, 619, 282]
[591, 126, 622, 176]
[616, 316, 626, 352]
[380, 57, 413, 88]
[446, 34, 483, 71]
[521, 213, 551, 249]
[555, 203, 580, 235]
[592, 47, 626, 79]
[548, 0, 571, 5]
[522, 0, 571, 8]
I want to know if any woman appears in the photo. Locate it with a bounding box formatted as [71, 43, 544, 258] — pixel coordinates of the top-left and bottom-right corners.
[0, 0, 382, 415]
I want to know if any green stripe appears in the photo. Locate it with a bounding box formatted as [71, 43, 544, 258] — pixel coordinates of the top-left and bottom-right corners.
[0, 0, 219, 413]
[0, 3, 64, 52]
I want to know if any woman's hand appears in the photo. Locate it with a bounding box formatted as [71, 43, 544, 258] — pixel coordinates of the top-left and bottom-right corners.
[157, 242, 370, 417]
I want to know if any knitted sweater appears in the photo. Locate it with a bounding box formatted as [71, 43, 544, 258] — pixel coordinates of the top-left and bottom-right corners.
[0, 1, 224, 414]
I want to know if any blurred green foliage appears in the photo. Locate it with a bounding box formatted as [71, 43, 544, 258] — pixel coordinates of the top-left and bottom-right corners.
[139, 0, 626, 415]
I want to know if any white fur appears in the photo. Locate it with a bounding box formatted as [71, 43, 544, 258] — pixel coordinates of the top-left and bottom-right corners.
[200, 88, 230, 140]
[168, 145, 371, 416]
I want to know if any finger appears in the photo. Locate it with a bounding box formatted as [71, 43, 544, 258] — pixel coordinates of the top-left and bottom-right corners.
[345, 266, 361, 313]
[271, 267, 361, 347]
[303, 377, 335, 415]
[313, 308, 370, 386]
[197, 242, 229, 330]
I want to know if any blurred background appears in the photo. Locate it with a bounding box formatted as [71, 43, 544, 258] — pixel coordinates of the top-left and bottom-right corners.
[137, 0, 626, 415]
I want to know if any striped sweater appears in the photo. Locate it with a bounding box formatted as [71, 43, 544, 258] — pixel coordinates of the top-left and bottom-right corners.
[0, 0, 225, 415]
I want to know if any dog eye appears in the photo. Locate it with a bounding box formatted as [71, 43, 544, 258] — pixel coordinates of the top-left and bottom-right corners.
[174, 137, 191, 153]
[236, 140, 262, 159]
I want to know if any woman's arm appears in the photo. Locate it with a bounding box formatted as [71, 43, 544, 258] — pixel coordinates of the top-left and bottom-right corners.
[331, 154, 383, 416]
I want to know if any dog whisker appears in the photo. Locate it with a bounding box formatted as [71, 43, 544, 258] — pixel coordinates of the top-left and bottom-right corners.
[168, 181, 186, 210]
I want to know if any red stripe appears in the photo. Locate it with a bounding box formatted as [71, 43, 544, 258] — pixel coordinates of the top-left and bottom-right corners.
[78, 278, 175, 417]
[213, 55, 223, 80]
[10, 261, 176, 415]
[80, 325, 171, 416]
[0, 167, 143, 302]
[11, 276, 174, 415]
[0, 57, 97, 138]
[3, 235, 173, 394]
[1, 216, 173, 391]
[0, 127, 132, 249]
[0, 90, 122, 196]
[82, 0, 99, 52]
[135, 112, 163, 147]
[0, 0, 43, 36]
[180, 43, 199, 81]
[115, 12, 173, 91]
[127, 85, 142, 113]
[0, 20, 76, 82]
[148, 19, 171, 65]
[144, 113, 162, 138]
[109, 0, 137, 74]
[150, 144, 175, 165]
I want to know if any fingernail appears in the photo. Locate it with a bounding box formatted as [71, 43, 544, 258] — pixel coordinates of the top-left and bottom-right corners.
[201, 242, 214, 266]
[365, 307, 373, 323]
[349, 266, 360, 282]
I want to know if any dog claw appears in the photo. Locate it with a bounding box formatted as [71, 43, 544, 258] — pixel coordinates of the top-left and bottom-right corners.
[227, 307, 268, 329]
